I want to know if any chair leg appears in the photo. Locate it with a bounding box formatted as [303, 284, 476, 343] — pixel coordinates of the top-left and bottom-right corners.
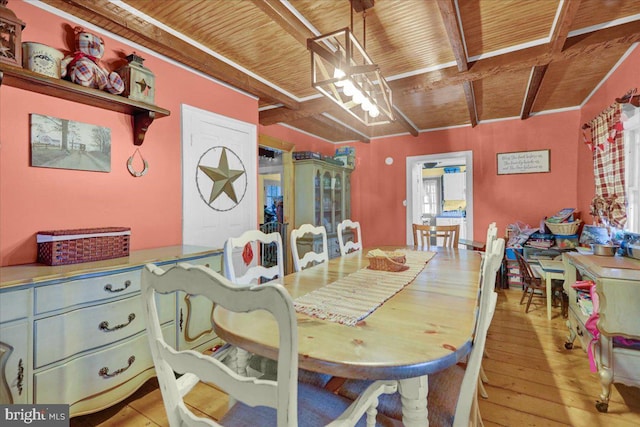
[480, 364, 489, 383]
[478, 376, 489, 399]
[519, 285, 528, 305]
[525, 289, 535, 313]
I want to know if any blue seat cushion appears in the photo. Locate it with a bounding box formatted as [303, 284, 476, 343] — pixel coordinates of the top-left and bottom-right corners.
[220, 381, 402, 427]
[336, 365, 465, 426]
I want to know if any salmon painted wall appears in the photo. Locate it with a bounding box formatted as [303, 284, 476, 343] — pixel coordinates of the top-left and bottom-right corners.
[345, 111, 581, 247]
[576, 44, 640, 225]
[0, 2, 259, 266]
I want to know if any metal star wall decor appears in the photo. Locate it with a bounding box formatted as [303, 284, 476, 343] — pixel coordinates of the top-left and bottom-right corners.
[196, 146, 247, 211]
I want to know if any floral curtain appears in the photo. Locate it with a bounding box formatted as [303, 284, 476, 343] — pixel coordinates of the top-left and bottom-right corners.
[588, 104, 627, 228]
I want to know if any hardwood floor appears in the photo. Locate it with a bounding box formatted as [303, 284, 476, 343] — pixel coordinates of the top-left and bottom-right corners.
[70, 288, 640, 427]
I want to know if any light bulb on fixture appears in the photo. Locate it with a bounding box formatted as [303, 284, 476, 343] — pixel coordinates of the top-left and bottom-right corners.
[369, 105, 380, 118]
[352, 89, 364, 105]
[333, 68, 346, 87]
[361, 97, 372, 111]
[343, 80, 356, 97]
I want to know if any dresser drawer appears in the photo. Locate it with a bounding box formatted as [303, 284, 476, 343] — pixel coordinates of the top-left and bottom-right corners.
[34, 293, 175, 368]
[35, 270, 141, 314]
[33, 323, 174, 406]
[0, 288, 30, 323]
[181, 254, 222, 273]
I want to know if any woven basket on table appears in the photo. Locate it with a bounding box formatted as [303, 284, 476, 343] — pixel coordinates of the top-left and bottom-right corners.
[366, 249, 408, 272]
[545, 220, 581, 235]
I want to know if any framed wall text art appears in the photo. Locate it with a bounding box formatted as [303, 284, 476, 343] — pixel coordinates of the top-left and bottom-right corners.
[497, 149, 550, 175]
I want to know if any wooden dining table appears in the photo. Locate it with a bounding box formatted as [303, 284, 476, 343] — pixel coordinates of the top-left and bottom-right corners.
[213, 246, 483, 426]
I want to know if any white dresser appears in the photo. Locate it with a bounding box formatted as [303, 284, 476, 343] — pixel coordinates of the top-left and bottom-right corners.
[0, 246, 222, 417]
[562, 252, 640, 413]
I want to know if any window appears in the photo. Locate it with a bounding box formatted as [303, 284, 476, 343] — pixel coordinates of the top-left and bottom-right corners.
[623, 104, 640, 233]
[422, 178, 440, 217]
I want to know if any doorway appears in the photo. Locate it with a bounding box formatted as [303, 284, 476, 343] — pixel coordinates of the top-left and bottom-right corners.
[405, 151, 473, 245]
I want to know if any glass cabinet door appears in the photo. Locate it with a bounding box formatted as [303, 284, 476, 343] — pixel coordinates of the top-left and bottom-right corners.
[322, 171, 332, 232]
[334, 173, 343, 226]
[314, 170, 321, 226]
[345, 172, 351, 220]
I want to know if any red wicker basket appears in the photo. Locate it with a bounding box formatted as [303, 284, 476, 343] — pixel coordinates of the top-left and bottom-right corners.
[36, 227, 130, 266]
[367, 250, 408, 272]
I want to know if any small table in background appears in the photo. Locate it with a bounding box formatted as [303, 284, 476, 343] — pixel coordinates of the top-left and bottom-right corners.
[537, 260, 565, 320]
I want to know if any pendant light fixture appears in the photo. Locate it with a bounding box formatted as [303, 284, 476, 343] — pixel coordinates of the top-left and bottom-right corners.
[307, 0, 394, 126]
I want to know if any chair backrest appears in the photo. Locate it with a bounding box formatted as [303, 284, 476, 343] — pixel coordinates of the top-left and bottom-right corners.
[453, 288, 498, 427]
[514, 250, 539, 285]
[224, 230, 284, 285]
[337, 219, 363, 256]
[412, 223, 460, 249]
[290, 224, 329, 272]
[485, 222, 497, 252]
[141, 262, 297, 427]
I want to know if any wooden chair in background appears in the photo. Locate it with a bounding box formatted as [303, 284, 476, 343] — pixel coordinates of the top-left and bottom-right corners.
[337, 219, 363, 256]
[290, 224, 329, 272]
[515, 250, 563, 313]
[141, 262, 401, 427]
[412, 224, 460, 249]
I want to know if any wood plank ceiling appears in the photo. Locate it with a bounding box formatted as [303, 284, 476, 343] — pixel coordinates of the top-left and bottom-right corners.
[42, 0, 640, 143]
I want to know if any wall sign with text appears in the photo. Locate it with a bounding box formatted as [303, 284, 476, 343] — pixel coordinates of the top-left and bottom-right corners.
[497, 149, 550, 175]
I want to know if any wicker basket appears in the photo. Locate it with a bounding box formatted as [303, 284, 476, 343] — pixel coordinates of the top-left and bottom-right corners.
[545, 220, 581, 235]
[37, 227, 130, 266]
[367, 250, 408, 272]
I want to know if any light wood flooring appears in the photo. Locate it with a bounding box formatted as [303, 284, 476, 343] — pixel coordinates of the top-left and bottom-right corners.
[70, 288, 640, 427]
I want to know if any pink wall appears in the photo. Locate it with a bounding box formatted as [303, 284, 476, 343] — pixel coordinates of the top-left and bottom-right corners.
[1, 3, 637, 267]
[576, 45, 640, 223]
[0, 2, 257, 266]
[347, 112, 581, 247]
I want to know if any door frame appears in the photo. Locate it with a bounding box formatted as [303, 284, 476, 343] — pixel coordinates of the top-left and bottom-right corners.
[405, 151, 473, 245]
[258, 134, 295, 273]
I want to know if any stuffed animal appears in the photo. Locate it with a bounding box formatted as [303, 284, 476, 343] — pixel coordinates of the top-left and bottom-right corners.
[61, 27, 124, 95]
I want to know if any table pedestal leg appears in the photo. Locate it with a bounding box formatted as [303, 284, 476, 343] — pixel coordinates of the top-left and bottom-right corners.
[398, 375, 429, 426]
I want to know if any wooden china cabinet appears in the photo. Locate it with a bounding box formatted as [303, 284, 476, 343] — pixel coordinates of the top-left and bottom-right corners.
[294, 159, 352, 259]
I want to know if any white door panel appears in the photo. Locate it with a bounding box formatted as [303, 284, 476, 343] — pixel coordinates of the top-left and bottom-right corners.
[181, 105, 257, 250]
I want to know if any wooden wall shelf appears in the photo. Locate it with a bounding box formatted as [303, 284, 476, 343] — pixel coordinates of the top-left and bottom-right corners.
[0, 64, 171, 145]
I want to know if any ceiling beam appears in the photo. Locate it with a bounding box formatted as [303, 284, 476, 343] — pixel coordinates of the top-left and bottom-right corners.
[436, 0, 468, 72]
[313, 115, 371, 144]
[394, 19, 640, 96]
[549, 0, 582, 54]
[520, 65, 548, 120]
[251, 0, 418, 137]
[41, 0, 300, 110]
[250, 0, 315, 45]
[521, 0, 581, 119]
[436, 0, 477, 127]
[391, 106, 420, 136]
[260, 97, 374, 137]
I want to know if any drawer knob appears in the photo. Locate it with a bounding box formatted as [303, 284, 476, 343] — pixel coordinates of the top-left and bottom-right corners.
[99, 313, 136, 332]
[104, 280, 132, 293]
[98, 355, 135, 378]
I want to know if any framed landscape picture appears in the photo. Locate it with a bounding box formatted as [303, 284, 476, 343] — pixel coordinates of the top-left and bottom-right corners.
[30, 113, 111, 172]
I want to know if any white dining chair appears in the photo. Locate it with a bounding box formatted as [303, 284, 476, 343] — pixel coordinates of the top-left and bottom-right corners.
[291, 224, 329, 272]
[478, 222, 499, 399]
[337, 219, 363, 256]
[223, 229, 284, 285]
[141, 262, 402, 427]
[335, 240, 504, 426]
